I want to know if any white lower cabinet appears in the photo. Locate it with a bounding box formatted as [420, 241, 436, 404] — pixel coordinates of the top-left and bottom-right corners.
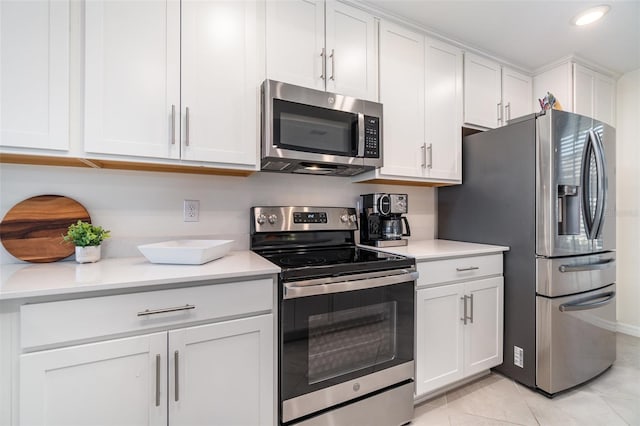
[20, 315, 273, 426]
[415, 256, 504, 398]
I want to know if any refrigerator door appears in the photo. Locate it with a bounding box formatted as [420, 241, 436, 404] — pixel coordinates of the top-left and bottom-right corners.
[536, 110, 616, 257]
[536, 284, 616, 395]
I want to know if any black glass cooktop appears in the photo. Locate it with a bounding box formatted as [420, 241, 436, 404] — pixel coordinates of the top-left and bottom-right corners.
[254, 246, 415, 281]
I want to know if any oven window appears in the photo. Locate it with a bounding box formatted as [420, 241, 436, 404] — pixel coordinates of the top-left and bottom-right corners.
[308, 302, 397, 384]
[273, 99, 358, 156]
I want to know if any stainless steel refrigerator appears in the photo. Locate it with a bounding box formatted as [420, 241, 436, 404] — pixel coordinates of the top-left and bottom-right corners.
[438, 109, 616, 395]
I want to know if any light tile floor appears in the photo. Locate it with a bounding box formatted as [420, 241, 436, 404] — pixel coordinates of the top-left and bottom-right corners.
[411, 333, 640, 426]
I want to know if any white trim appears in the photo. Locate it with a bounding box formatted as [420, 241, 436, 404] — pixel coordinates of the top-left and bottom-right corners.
[617, 322, 640, 338]
[413, 370, 490, 405]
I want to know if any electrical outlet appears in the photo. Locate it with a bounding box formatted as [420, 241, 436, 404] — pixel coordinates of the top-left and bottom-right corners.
[514, 346, 524, 368]
[184, 200, 199, 222]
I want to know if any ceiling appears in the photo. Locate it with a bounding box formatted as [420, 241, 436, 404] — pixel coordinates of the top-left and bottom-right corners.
[360, 0, 640, 75]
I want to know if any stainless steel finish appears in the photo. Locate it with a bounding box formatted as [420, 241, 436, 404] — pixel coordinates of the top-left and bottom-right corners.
[174, 350, 179, 402]
[559, 291, 615, 312]
[185, 106, 190, 146]
[155, 354, 161, 407]
[536, 284, 616, 394]
[460, 295, 468, 325]
[497, 102, 502, 125]
[536, 252, 615, 297]
[505, 102, 511, 121]
[536, 110, 616, 257]
[427, 143, 433, 169]
[137, 304, 196, 317]
[320, 48, 326, 80]
[559, 257, 614, 273]
[282, 361, 414, 423]
[261, 79, 383, 174]
[286, 268, 416, 287]
[367, 238, 408, 248]
[283, 270, 419, 299]
[171, 104, 176, 145]
[251, 206, 358, 233]
[267, 214, 278, 224]
[364, 193, 409, 215]
[330, 49, 335, 80]
[290, 381, 414, 426]
[469, 293, 474, 323]
[421, 143, 426, 168]
[456, 266, 480, 272]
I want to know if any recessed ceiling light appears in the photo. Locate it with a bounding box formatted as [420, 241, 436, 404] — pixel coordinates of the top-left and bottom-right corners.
[573, 5, 610, 26]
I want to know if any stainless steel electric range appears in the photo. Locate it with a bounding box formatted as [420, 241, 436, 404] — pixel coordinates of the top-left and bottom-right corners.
[250, 206, 417, 426]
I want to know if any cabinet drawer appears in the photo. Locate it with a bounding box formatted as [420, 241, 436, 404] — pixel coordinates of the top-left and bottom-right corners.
[21, 278, 273, 350]
[417, 254, 502, 288]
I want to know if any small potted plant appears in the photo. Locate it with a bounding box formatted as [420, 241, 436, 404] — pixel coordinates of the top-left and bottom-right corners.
[63, 220, 111, 263]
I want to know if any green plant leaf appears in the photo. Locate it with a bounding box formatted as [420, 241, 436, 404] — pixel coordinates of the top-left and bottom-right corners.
[63, 220, 111, 247]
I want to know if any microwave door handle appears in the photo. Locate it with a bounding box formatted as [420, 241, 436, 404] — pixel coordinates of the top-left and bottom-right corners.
[357, 113, 365, 157]
[401, 216, 411, 237]
[580, 131, 595, 239]
[591, 130, 607, 238]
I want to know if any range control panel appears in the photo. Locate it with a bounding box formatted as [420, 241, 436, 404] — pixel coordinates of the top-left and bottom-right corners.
[293, 212, 327, 224]
[251, 207, 358, 233]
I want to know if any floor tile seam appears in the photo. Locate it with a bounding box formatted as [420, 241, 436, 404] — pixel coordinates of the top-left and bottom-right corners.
[599, 394, 639, 426]
[446, 409, 535, 426]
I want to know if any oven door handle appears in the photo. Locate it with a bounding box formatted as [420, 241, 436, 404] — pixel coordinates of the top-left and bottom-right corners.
[283, 270, 419, 299]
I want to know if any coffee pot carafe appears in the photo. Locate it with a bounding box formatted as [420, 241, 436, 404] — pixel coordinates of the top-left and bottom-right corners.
[360, 193, 411, 247]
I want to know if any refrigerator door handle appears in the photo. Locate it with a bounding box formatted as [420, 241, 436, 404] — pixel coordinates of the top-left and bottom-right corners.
[581, 130, 596, 239]
[558, 258, 615, 273]
[591, 130, 607, 239]
[559, 291, 615, 312]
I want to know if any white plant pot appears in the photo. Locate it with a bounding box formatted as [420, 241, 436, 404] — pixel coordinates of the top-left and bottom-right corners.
[75, 245, 101, 263]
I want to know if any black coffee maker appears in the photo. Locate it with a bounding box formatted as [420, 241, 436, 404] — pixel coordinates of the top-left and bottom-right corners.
[360, 193, 411, 247]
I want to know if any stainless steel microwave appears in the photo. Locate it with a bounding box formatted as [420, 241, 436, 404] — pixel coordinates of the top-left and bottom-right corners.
[261, 80, 383, 176]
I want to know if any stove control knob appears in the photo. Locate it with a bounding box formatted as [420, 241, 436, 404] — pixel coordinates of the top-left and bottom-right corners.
[340, 214, 350, 223]
[256, 214, 267, 225]
[268, 214, 278, 224]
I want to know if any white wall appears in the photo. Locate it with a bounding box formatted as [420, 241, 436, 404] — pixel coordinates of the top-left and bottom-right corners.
[0, 164, 436, 263]
[615, 68, 640, 336]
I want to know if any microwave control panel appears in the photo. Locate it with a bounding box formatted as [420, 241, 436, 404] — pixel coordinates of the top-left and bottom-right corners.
[364, 116, 380, 158]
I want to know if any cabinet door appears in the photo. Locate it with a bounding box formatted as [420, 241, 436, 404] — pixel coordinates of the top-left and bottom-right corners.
[169, 314, 274, 426]
[463, 53, 502, 128]
[0, 0, 69, 151]
[532, 61, 573, 112]
[424, 38, 462, 181]
[464, 277, 504, 376]
[573, 63, 594, 119]
[378, 20, 424, 178]
[594, 73, 615, 126]
[20, 332, 167, 426]
[265, 0, 324, 91]
[415, 284, 465, 396]
[84, 0, 181, 159]
[502, 67, 532, 123]
[181, 0, 261, 166]
[325, 2, 377, 100]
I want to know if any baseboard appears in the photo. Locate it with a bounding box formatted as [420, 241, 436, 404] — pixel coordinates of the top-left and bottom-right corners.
[413, 370, 491, 405]
[617, 322, 640, 338]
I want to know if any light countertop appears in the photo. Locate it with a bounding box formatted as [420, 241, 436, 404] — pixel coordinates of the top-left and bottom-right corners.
[364, 239, 509, 260]
[0, 250, 280, 301]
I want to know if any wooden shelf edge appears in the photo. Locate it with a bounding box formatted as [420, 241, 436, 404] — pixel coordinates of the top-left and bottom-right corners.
[0, 153, 255, 177]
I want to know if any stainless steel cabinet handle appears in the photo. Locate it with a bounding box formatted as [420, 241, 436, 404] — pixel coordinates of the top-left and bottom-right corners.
[185, 107, 190, 146]
[171, 104, 176, 145]
[559, 291, 615, 312]
[155, 354, 161, 407]
[320, 48, 326, 80]
[174, 350, 180, 402]
[460, 296, 468, 325]
[497, 102, 502, 126]
[421, 143, 426, 168]
[456, 266, 479, 272]
[427, 143, 433, 169]
[558, 258, 614, 273]
[137, 304, 196, 317]
[469, 293, 474, 324]
[505, 102, 511, 122]
[329, 49, 335, 81]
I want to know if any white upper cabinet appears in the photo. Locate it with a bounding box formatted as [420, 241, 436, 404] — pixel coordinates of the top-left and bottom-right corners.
[532, 61, 616, 126]
[463, 53, 502, 128]
[85, 0, 260, 168]
[0, 0, 69, 151]
[266, 0, 377, 101]
[502, 67, 533, 123]
[84, 0, 181, 159]
[464, 53, 533, 128]
[425, 38, 463, 181]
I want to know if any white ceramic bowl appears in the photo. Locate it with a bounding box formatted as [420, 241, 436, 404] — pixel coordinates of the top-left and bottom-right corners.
[137, 240, 234, 265]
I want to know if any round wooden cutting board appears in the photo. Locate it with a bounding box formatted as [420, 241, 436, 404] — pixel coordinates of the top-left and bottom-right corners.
[0, 195, 91, 263]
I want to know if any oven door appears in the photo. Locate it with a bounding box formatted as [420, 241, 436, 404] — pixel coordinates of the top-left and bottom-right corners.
[280, 271, 416, 423]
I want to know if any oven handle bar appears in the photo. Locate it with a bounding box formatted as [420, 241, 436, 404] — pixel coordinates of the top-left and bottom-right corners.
[283, 269, 418, 299]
